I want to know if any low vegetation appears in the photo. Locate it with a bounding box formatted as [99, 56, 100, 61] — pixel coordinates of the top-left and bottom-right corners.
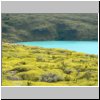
[2, 13, 98, 42]
[2, 43, 98, 86]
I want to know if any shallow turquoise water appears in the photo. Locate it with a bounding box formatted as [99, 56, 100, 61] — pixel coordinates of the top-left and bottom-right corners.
[16, 41, 98, 55]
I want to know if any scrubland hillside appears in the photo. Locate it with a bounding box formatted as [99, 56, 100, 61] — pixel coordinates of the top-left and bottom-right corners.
[2, 43, 98, 86]
[2, 13, 98, 42]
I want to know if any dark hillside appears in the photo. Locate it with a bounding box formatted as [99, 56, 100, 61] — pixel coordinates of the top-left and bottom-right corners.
[2, 13, 98, 42]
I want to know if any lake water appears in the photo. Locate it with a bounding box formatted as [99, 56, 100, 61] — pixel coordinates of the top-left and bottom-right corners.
[16, 41, 98, 55]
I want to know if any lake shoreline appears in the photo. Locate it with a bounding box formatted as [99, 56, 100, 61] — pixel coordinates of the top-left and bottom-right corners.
[14, 41, 98, 55]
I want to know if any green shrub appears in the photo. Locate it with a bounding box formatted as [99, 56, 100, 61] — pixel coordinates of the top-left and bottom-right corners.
[65, 75, 71, 81]
[65, 75, 75, 81]
[19, 73, 39, 81]
[18, 70, 43, 81]
[63, 68, 72, 74]
[7, 75, 21, 80]
[75, 65, 86, 72]
[78, 71, 92, 80]
[27, 81, 32, 86]
[18, 61, 26, 65]
[40, 73, 63, 82]
[11, 66, 32, 72]
[36, 56, 44, 62]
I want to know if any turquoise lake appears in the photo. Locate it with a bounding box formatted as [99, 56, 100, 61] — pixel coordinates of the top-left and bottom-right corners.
[16, 41, 98, 55]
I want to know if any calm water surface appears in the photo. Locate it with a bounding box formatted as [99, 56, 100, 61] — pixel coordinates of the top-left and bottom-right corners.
[16, 41, 98, 55]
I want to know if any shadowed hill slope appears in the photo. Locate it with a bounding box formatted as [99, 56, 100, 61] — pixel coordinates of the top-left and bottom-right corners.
[2, 13, 98, 42]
